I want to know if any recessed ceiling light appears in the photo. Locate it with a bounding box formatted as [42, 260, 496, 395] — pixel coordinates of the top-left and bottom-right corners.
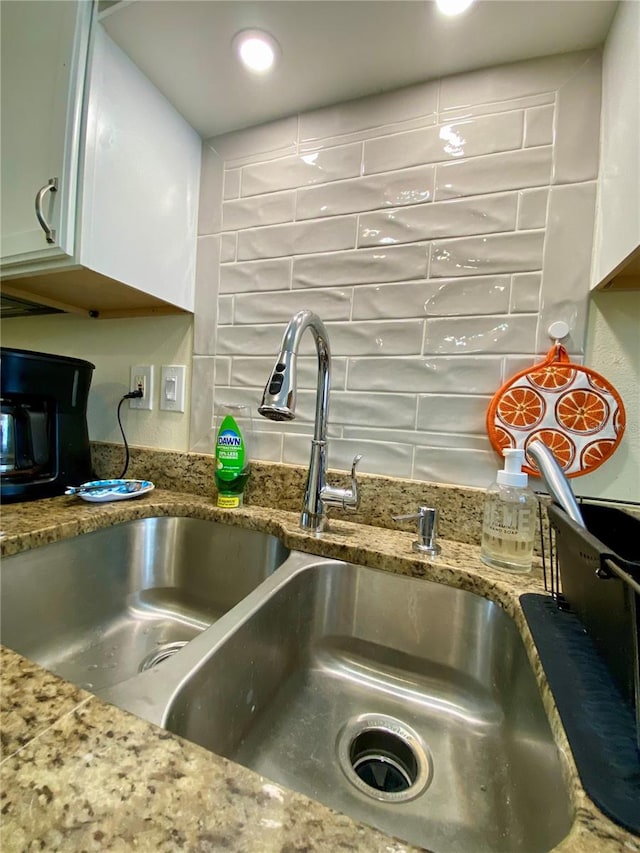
[436, 0, 475, 16]
[232, 29, 280, 74]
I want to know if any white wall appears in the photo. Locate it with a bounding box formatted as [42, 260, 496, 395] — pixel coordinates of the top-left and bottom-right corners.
[192, 51, 605, 489]
[1, 313, 193, 451]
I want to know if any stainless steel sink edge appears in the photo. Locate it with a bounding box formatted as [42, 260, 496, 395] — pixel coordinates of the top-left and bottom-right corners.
[96, 549, 340, 725]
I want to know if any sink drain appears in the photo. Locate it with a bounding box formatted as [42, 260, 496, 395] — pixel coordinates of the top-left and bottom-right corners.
[337, 714, 432, 803]
[139, 641, 188, 672]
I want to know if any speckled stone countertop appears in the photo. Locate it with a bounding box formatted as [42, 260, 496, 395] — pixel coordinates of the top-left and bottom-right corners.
[1, 487, 638, 852]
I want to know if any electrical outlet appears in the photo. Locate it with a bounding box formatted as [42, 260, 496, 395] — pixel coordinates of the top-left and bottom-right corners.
[129, 365, 154, 410]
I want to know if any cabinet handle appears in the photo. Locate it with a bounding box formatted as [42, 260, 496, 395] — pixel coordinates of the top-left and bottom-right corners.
[35, 177, 58, 244]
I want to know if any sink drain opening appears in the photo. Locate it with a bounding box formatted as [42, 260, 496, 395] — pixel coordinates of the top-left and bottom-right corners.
[139, 641, 188, 672]
[337, 714, 432, 803]
[350, 729, 417, 793]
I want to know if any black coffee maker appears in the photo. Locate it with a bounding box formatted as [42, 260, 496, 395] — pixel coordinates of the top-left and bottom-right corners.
[1, 347, 95, 502]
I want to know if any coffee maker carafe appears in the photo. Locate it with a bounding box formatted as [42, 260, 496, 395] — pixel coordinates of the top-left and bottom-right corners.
[1, 348, 95, 502]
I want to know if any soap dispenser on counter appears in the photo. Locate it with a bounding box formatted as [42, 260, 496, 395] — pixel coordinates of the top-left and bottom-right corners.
[481, 449, 537, 573]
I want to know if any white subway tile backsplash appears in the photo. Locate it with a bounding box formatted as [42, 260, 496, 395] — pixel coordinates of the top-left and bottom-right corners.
[296, 165, 435, 220]
[220, 258, 292, 293]
[363, 111, 523, 175]
[284, 434, 414, 477]
[223, 168, 241, 201]
[234, 288, 352, 325]
[208, 116, 298, 166]
[194, 235, 220, 356]
[241, 144, 362, 196]
[424, 314, 538, 354]
[517, 188, 549, 230]
[413, 446, 499, 488]
[524, 104, 555, 147]
[510, 272, 541, 312]
[359, 193, 518, 248]
[439, 51, 594, 112]
[232, 356, 347, 391]
[553, 53, 602, 184]
[431, 231, 545, 277]
[539, 182, 597, 351]
[347, 356, 503, 394]
[223, 190, 295, 231]
[299, 81, 438, 144]
[293, 243, 428, 288]
[238, 216, 357, 260]
[220, 233, 237, 263]
[199, 143, 224, 236]
[434, 147, 552, 201]
[352, 276, 510, 320]
[417, 394, 492, 434]
[194, 51, 601, 491]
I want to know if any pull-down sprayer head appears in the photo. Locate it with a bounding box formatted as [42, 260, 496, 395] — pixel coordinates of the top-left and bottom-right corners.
[258, 349, 297, 422]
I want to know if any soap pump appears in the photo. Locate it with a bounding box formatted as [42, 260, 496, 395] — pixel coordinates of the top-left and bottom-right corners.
[480, 448, 537, 573]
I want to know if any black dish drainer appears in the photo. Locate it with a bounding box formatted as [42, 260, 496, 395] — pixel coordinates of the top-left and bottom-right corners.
[521, 496, 640, 836]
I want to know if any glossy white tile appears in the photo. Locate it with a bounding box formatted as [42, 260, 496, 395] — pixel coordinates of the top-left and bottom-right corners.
[510, 272, 541, 313]
[293, 243, 428, 288]
[299, 81, 438, 144]
[517, 188, 549, 230]
[296, 164, 435, 220]
[217, 295, 233, 326]
[343, 426, 492, 451]
[539, 183, 597, 351]
[220, 258, 292, 293]
[439, 51, 595, 112]
[284, 434, 414, 478]
[352, 276, 510, 320]
[232, 356, 347, 391]
[234, 288, 352, 325]
[431, 231, 545, 277]
[238, 216, 357, 260]
[553, 53, 602, 184]
[207, 116, 298, 166]
[198, 143, 224, 236]
[220, 233, 237, 263]
[330, 391, 417, 429]
[249, 430, 283, 463]
[194, 235, 219, 356]
[359, 193, 518, 247]
[439, 92, 554, 124]
[327, 320, 425, 356]
[434, 147, 552, 201]
[417, 394, 492, 434]
[363, 111, 523, 175]
[223, 168, 241, 201]
[241, 144, 362, 197]
[424, 314, 538, 354]
[524, 105, 555, 147]
[413, 446, 499, 488]
[189, 356, 216, 452]
[214, 356, 231, 387]
[347, 356, 503, 394]
[222, 190, 295, 231]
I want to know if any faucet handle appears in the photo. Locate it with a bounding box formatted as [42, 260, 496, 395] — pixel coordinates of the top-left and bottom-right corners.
[392, 505, 441, 556]
[321, 453, 363, 511]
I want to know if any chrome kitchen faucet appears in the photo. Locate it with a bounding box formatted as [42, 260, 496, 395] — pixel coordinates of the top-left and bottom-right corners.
[258, 310, 362, 532]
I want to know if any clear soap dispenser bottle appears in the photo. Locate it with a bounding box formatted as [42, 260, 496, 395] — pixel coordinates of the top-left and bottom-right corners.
[481, 449, 537, 573]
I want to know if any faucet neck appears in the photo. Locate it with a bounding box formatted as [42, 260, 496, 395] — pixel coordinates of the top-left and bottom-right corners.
[281, 310, 331, 444]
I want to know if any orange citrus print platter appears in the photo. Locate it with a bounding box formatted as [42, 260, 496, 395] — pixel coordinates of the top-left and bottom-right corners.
[486, 345, 626, 478]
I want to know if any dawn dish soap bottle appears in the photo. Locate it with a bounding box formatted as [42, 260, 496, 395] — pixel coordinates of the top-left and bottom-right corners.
[481, 448, 537, 573]
[214, 404, 252, 508]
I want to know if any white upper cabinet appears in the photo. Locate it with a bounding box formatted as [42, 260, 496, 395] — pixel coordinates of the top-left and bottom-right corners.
[0, 0, 90, 266]
[0, 2, 201, 317]
[591, 0, 640, 290]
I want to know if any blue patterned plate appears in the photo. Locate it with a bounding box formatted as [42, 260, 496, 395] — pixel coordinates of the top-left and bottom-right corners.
[65, 479, 154, 502]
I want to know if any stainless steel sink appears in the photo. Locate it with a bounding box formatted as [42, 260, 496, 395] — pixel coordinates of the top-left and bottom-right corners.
[161, 560, 573, 853]
[0, 516, 289, 691]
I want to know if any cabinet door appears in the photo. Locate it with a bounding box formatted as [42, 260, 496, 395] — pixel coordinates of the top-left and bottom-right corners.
[0, 0, 91, 270]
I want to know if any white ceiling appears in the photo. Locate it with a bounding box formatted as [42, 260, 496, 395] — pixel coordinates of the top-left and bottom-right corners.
[101, 0, 618, 140]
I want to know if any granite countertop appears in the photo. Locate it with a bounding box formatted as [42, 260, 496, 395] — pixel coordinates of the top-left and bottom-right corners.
[1, 489, 638, 853]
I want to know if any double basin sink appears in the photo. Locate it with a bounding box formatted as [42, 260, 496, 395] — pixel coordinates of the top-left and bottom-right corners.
[1, 516, 573, 852]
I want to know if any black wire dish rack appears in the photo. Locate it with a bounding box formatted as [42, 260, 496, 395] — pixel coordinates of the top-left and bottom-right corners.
[520, 495, 640, 836]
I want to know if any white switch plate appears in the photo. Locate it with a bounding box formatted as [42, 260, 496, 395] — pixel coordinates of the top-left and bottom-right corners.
[160, 364, 186, 412]
[130, 365, 154, 410]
